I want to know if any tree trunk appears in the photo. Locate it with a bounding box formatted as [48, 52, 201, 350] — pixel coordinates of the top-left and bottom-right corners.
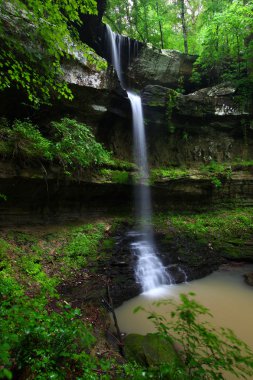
[143, 0, 149, 42]
[180, 0, 188, 54]
[156, 1, 164, 49]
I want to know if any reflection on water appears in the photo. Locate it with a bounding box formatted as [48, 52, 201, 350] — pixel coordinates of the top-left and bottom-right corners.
[115, 264, 253, 380]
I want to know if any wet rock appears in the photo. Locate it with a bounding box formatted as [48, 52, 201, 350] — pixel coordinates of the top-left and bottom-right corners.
[157, 234, 223, 283]
[105, 228, 223, 307]
[127, 47, 197, 92]
[244, 272, 253, 286]
[125, 333, 178, 367]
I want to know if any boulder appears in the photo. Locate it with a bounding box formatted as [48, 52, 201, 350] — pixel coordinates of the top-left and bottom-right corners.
[124, 333, 178, 367]
[244, 272, 253, 286]
[126, 47, 197, 92]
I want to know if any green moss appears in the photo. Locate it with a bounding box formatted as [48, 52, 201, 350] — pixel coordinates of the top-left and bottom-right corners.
[150, 167, 188, 183]
[0, 220, 123, 379]
[106, 158, 136, 170]
[125, 333, 178, 367]
[102, 238, 114, 250]
[147, 100, 165, 107]
[200, 161, 233, 188]
[99, 168, 132, 184]
[200, 161, 232, 176]
[233, 159, 253, 167]
[0, 193, 7, 201]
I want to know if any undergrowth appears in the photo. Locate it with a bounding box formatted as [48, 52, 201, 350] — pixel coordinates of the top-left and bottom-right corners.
[154, 207, 253, 258]
[1, 215, 253, 378]
[0, 222, 119, 379]
[0, 118, 111, 174]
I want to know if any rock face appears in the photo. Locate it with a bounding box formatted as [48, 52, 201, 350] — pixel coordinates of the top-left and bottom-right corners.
[0, 163, 253, 226]
[103, 83, 253, 166]
[0, 163, 134, 226]
[60, 60, 130, 126]
[127, 47, 197, 92]
[143, 82, 249, 119]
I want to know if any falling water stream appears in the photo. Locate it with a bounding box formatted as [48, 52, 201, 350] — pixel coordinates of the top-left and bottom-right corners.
[106, 25, 170, 292]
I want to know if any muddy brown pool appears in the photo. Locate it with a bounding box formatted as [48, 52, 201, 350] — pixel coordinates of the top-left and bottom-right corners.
[115, 264, 253, 380]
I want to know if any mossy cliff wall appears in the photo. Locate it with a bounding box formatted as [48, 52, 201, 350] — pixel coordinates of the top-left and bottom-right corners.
[0, 9, 252, 225]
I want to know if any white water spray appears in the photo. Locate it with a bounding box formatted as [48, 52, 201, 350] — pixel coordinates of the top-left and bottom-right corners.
[106, 25, 171, 292]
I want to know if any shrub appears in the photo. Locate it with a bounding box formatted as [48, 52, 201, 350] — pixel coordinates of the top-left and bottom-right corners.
[200, 161, 232, 188]
[51, 118, 111, 170]
[0, 119, 53, 161]
[0, 118, 112, 173]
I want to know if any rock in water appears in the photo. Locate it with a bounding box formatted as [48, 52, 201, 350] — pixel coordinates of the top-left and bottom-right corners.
[244, 272, 253, 286]
[124, 333, 179, 367]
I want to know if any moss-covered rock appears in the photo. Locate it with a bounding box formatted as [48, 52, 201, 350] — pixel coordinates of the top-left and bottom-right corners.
[125, 333, 178, 367]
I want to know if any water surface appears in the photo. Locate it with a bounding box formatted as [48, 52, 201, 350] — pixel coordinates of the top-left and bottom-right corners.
[115, 264, 253, 379]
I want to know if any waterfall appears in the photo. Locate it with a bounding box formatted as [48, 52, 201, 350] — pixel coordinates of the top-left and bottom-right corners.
[106, 25, 171, 292]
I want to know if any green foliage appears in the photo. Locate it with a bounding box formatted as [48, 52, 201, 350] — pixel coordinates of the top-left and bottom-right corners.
[233, 158, 253, 167]
[0, 118, 111, 172]
[51, 118, 111, 171]
[0, 0, 97, 105]
[0, 193, 7, 201]
[110, 170, 129, 184]
[195, 0, 253, 85]
[123, 359, 189, 379]
[200, 161, 232, 188]
[0, 119, 53, 161]
[104, 0, 197, 51]
[0, 274, 103, 379]
[0, 222, 118, 379]
[105, 0, 253, 98]
[104, 158, 136, 171]
[135, 293, 253, 379]
[166, 91, 180, 133]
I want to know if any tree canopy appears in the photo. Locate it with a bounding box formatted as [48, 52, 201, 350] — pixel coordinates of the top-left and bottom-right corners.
[105, 0, 253, 86]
